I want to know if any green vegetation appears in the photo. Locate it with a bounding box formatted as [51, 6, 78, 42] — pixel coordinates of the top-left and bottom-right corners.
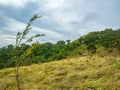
[0, 56, 120, 89]
[0, 28, 120, 89]
[15, 14, 45, 90]
[0, 28, 120, 69]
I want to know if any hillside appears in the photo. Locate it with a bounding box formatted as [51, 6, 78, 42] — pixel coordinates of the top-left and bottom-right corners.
[0, 55, 120, 90]
[0, 28, 120, 69]
[68, 28, 120, 57]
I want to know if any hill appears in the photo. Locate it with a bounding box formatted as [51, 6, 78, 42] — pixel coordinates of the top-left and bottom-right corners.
[68, 28, 120, 57]
[0, 55, 120, 90]
[0, 28, 120, 69]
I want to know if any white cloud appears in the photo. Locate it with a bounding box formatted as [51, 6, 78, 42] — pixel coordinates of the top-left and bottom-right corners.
[0, 15, 68, 46]
[0, 0, 120, 47]
[33, 0, 96, 41]
[34, 0, 120, 40]
[0, 35, 15, 47]
[35, 0, 79, 31]
[0, 0, 65, 9]
[2, 16, 26, 32]
[0, 0, 35, 8]
[44, 0, 64, 10]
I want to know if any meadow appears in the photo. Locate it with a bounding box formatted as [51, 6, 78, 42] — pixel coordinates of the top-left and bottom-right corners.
[0, 55, 120, 90]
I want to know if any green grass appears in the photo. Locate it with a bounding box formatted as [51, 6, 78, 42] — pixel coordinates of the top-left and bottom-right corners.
[0, 56, 120, 90]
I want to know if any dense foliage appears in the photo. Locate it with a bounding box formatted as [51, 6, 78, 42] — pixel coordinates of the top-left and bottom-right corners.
[0, 28, 120, 69]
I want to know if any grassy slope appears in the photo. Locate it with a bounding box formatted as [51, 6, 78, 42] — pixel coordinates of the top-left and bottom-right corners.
[0, 56, 120, 90]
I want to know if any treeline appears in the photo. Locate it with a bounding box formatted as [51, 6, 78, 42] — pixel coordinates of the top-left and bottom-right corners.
[0, 40, 76, 69]
[0, 28, 120, 69]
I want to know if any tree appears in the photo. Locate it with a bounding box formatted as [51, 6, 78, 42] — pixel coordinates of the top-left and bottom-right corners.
[15, 14, 45, 90]
[66, 40, 71, 44]
[56, 40, 65, 46]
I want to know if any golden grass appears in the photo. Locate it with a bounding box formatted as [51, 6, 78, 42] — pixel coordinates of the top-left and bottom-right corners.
[0, 56, 120, 90]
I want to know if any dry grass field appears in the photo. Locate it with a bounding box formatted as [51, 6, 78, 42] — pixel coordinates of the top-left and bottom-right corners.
[0, 56, 120, 90]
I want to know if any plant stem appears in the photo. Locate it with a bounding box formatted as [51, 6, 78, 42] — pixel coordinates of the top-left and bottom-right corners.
[15, 47, 20, 90]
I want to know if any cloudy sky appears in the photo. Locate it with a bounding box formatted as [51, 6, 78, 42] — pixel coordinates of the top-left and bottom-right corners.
[0, 0, 120, 47]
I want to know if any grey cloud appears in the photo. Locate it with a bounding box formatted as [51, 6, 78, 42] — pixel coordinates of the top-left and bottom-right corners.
[0, 0, 120, 47]
[82, 13, 96, 24]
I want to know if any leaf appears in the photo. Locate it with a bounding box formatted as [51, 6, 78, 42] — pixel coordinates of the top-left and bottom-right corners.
[16, 14, 44, 46]
[25, 37, 33, 43]
[17, 32, 22, 39]
[16, 32, 22, 45]
[34, 34, 45, 38]
[30, 14, 42, 23]
[25, 34, 45, 43]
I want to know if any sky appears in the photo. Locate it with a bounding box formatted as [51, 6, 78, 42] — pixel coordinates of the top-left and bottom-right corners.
[0, 0, 120, 47]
